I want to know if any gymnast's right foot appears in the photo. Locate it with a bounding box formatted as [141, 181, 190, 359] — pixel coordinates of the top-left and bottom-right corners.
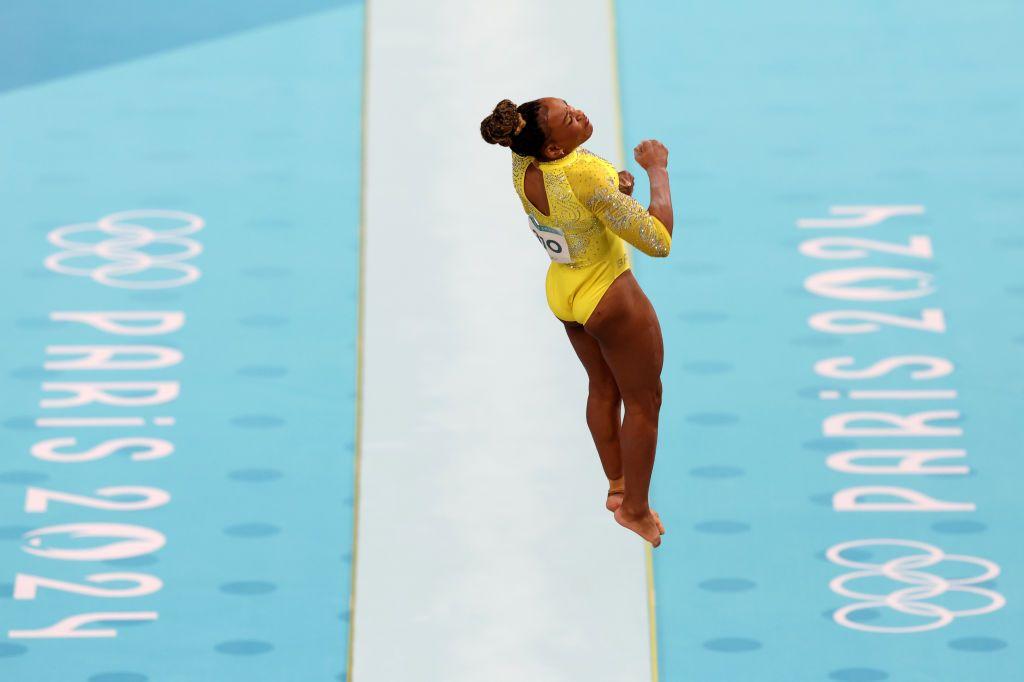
[614, 504, 665, 547]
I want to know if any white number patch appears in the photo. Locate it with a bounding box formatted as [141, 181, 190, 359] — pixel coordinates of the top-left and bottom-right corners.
[528, 215, 571, 264]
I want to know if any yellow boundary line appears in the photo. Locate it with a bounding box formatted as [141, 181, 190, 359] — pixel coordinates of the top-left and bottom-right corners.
[345, 0, 371, 679]
[607, 0, 626, 171]
[645, 543, 659, 682]
[607, 1, 660, 680]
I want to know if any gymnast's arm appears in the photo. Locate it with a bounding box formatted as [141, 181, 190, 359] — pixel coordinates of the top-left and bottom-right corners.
[570, 160, 673, 257]
[635, 139, 673, 236]
[645, 167, 673, 236]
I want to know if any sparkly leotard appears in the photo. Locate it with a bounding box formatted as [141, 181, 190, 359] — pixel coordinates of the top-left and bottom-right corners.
[511, 147, 672, 324]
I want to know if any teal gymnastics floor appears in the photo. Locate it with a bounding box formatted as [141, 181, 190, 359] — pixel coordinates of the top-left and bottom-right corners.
[1, 1, 1021, 680]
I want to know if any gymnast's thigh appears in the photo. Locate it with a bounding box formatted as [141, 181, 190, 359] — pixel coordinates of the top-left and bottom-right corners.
[544, 262, 577, 323]
[575, 257, 632, 326]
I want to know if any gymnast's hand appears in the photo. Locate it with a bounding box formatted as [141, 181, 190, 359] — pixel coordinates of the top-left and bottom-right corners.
[618, 170, 634, 196]
[634, 139, 669, 171]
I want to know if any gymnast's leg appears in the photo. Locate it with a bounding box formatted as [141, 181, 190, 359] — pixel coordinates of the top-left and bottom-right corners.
[563, 320, 626, 511]
[583, 269, 666, 546]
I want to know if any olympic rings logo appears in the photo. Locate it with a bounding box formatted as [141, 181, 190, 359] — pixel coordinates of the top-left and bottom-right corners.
[827, 538, 1005, 633]
[45, 210, 204, 289]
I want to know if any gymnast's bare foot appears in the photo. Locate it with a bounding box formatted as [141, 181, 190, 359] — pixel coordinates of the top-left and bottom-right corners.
[651, 509, 665, 535]
[606, 476, 625, 512]
[614, 504, 665, 546]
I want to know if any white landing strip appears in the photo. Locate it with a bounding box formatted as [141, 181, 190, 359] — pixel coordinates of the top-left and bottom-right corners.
[352, 1, 653, 680]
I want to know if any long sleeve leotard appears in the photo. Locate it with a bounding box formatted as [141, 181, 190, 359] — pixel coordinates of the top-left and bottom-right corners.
[511, 147, 672, 268]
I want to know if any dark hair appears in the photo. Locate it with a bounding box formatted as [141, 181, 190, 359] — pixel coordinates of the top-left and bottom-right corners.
[480, 99, 547, 157]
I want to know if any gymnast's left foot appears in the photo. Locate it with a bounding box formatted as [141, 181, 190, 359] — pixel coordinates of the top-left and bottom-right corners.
[606, 476, 625, 511]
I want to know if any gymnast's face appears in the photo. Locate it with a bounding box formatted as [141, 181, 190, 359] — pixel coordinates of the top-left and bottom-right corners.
[538, 96, 593, 161]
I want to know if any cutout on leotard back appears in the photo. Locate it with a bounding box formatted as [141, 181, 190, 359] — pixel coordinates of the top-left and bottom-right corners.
[523, 162, 551, 216]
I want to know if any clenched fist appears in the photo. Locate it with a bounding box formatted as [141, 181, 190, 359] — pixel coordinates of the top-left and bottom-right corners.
[618, 170, 634, 196]
[634, 139, 669, 171]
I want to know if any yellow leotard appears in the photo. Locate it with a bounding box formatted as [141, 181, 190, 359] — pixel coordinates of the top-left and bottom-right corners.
[511, 147, 672, 325]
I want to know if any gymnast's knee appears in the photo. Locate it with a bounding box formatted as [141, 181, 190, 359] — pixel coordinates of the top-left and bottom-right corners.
[623, 380, 662, 417]
[588, 377, 621, 405]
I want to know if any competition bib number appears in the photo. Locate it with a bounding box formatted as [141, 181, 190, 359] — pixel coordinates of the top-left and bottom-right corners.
[528, 215, 571, 264]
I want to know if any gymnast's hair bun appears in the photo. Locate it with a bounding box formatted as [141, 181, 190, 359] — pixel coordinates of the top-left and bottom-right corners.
[480, 99, 527, 147]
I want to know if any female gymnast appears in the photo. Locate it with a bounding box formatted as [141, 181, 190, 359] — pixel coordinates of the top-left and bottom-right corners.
[480, 97, 674, 547]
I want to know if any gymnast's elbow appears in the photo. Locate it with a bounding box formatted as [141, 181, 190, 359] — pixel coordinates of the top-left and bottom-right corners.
[645, 217, 672, 257]
[645, 239, 671, 258]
